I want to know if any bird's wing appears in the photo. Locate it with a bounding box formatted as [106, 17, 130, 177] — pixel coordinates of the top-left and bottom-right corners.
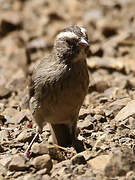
[29, 55, 65, 102]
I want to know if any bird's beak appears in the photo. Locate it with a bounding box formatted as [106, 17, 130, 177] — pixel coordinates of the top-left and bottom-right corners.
[79, 37, 89, 48]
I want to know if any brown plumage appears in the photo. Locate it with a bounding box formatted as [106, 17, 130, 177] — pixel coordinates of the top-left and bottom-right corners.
[25, 26, 89, 157]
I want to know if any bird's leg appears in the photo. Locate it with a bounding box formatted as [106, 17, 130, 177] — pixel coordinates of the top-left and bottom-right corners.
[50, 124, 73, 147]
[68, 120, 85, 153]
[24, 132, 39, 159]
[24, 126, 42, 159]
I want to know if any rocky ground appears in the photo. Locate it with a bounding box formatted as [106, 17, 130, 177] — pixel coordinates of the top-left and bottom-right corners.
[1, 0, 135, 179]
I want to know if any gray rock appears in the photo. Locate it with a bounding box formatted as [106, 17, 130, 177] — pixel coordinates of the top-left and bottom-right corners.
[87, 57, 124, 71]
[0, 86, 11, 99]
[0, 11, 22, 36]
[16, 129, 34, 143]
[88, 155, 110, 171]
[8, 154, 28, 171]
[31, 154, 52, 172]
[129, 117, 135, 129]
[6, 110, 30, 124]
[115, 100, 135, 122]
[79, 108, 89, 119]
[18, 174, 41, 180]
[104, 148, 135, 177]
[0, 154, 12, 168]
[0, 130, 9, 142]
[83, 9, 103, 22]
[42, 174, 51, 180]
[30, 142, 48, 156]
[126, 171, 135, 180]
[2, 108, 19, 124]
[0, 163, 6, 176]
[109, 98, 130, 114]
[71, 155, 87, 165]
[0, 175, 6, 180]
[78, 117, 93, 130]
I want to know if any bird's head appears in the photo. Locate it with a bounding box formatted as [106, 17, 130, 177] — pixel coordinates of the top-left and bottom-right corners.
[54, 26, 90, 63]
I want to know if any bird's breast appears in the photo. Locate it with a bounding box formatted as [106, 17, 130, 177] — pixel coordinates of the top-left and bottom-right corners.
[45, 61, 89, 112]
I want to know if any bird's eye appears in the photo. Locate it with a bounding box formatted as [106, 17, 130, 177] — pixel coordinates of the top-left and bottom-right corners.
[66, 38, 78, 45]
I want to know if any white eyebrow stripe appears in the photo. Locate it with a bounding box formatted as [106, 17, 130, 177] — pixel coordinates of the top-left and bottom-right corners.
[80, 27, 87, 36]
[56, 31, 78, 40]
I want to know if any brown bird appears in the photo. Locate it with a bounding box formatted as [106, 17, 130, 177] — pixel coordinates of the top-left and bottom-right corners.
[25, 26, 89, 157]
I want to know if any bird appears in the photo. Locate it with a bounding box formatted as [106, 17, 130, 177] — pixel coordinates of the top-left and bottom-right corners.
[25, 26, 90, 157]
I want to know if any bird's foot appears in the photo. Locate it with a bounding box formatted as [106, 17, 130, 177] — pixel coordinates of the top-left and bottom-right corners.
[24, 132, 39, 159]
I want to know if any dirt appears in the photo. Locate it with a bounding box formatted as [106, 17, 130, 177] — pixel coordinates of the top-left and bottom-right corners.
[1, 0, 135, 179]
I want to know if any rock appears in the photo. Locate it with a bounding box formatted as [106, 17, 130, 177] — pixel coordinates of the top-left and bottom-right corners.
[0, 86, 11, 99]
[27, 38, 48, 52]
[0, 11, 22, 36]
[30, 142, 48, 156]
[109, 98, 130, 112]
[129, 117, 135, 129]
[83, 9, 103, 22]
[112, 73, 128, 89]
[88, 147, 135, 177]
[8, 154, 28, 171]
[102, 26, 118, 38]
[71, 155, 87, 165]
[78, 118, 93, 130]
[94, 114, 104, 122]
[6, 110, 30, 124]
[0, 130, 9, 142]
[79, 108, 89, 119]
[115, 100, 135, 122]
[88, 155, 110, 171]
[104, 87, 119, 99]
[128, 77, 135, 88]
[85, 115, 96, 123]
[0, 103, 5, 113]
[31, 154, 52, 172]
[16, 129, 34, 143]
[8, 77, 27, 93]
[0, 155, 12, 168]
[0, 115, 6, 125]
[88, 56, 135, 74]
[0, 145, 4, 153]
[51, 157, 88, 179]
[103, 109, 113, 117]
[0, 175, 6, 180]
[19, 174, 40, 180]
[2, 108, 18, 124]
[9, 171, 25, 179]
[87, 57, 124, 71]
[51, 159, 71, 178]
[76, 176, 96, 180]
[48, 146, 67, 161]
[92, 80, 109, 93]
[37, 168, 48, 175]
[67, 0, 83, 19]
[126, 171, 135, 180]
[42, 174, 51, 180]
[122, 58, 135, 74]
[104, 148, 135, 177]
[0, 163, 6, 176]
